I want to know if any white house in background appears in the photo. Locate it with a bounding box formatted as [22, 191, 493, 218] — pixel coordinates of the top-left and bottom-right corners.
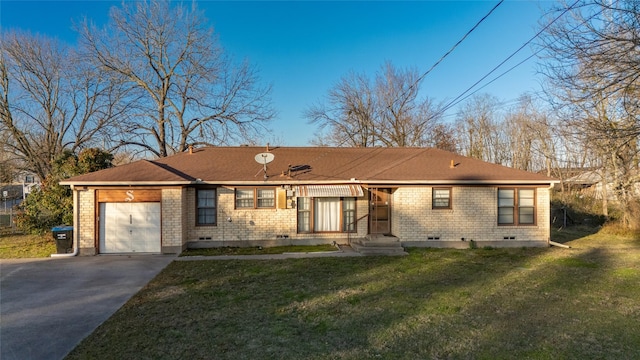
[565, 169, 640, 201]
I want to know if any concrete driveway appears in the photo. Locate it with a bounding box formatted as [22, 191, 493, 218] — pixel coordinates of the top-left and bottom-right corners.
[1, 255, 175, 360]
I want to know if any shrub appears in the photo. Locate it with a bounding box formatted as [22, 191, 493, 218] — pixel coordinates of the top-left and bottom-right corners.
[15, 148, 112, 234]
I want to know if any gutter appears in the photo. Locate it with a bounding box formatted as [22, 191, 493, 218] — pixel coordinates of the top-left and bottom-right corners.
[59, 179, 560, 187]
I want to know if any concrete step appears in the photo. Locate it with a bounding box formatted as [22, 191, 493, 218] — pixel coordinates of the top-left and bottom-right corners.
[351, 237, 408, 256]
[366, 233, 399, 240]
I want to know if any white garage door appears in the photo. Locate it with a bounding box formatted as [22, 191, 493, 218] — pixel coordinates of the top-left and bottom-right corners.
[99, 202, 161, 253]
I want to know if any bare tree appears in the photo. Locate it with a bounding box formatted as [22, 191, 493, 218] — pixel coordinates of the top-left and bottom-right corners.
[502, 95, 559, 174]
[455, 94, 507, 164]
[306, 61, 445, 147]
[539, 0, 640, 227]
[306, 71, 376, 147]
[540, 0, 640, 140]
[77, 0, 275, 157]
[1, 31, 125, 180]
[375, 62, 445, 147]
[428, 123, 458, 153]
[0, 129, 17, 183]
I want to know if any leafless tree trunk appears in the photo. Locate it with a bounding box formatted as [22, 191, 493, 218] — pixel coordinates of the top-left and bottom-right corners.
[77, 0, 274, 157]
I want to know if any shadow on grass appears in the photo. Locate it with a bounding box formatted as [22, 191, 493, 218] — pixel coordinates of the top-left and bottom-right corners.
[551, 225, 600, 244]
[66, 242, 640, 360]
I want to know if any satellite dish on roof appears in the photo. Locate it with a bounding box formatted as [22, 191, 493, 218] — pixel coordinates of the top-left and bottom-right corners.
[254, 152, 275, 164]
[254, 152, 275, 180]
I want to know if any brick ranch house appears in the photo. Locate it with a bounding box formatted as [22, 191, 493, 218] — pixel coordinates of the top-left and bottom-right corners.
[60, 146, 558, 255]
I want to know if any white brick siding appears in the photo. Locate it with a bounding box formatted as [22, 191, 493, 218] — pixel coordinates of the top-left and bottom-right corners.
[393, 186, 550, 245]
[77, 189, 96, 255]
[74, 184, 551, 254]
[161, 188, 186, 252]
[186, 187, 369, 246]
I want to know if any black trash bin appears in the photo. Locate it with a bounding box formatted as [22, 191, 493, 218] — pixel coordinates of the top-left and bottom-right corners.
[52, 226, 74, 254]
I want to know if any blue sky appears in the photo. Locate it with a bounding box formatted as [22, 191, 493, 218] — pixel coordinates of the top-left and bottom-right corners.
[1, 0, 555, 146]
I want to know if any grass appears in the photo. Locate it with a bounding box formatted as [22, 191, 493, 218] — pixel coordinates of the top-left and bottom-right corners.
[181, 244, 338, 256]
[0, 233, 56, 258]
[66, 229, 640, 360]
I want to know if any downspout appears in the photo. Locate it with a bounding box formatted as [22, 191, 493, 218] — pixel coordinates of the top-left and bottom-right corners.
[547, 184, 554, 248]
[51, 186, 79, 258]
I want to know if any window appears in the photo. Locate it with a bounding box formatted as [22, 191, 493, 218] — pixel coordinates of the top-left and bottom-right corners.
[498, 189, 515, 224]
[297, 197, 356, 233]
[257, 189, 275, 208]
[432, 188, 452, 209]
[343, 197, 356, 232]
[235, 188, 275, 209]
[197, 189, 216, 225]
[315, 198, 340, 231]
[498, 188, 536, 225]
[297, 197, 311, 232]
[518, 189, 535, 224]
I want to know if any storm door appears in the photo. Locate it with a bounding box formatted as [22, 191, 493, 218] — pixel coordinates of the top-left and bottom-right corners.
[369, 188, 391, 235]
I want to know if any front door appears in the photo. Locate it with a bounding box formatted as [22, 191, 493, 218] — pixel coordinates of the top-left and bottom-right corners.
[370, 188, 391, 234]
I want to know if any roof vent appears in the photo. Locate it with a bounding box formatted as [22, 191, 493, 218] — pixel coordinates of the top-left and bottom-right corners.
[189, 145, 194, 154]
[450, 159, 455, 168]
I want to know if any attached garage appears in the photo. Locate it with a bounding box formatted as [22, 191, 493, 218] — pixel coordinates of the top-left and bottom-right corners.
[60, 147, 557, 256]
[97, 189, 162, 254]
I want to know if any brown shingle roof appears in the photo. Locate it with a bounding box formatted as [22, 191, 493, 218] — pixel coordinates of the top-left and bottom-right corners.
[60, 160, 193, 184]
[61, 147, 557, 185]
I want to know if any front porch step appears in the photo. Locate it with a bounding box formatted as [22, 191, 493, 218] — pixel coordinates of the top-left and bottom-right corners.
[351, 235, 408, 256]
[364, 234, 400, 245]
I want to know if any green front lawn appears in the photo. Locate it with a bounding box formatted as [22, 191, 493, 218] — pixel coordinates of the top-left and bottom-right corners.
[66, 229, 640, 359]
[0, 233, 56, 259]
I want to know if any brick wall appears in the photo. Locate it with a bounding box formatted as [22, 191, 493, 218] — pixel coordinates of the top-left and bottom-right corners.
[77, 189, 96, 255]
[77, 184, 551, 253]
[186, 186, 369, 246]
[393, 186, 551, 245]
[161, 188, 185, 252]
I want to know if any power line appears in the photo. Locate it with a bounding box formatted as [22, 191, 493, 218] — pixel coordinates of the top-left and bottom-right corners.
[399, 0, 504, 102]
[442, 49, 541, 112]
[442, 2, 607, 118]
[438, 0, 582, 116]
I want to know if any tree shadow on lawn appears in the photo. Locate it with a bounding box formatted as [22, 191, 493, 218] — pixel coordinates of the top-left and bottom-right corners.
[378, 246, 640, 359]
[551, 225, 601, 244]
[66, 245, 640, 360]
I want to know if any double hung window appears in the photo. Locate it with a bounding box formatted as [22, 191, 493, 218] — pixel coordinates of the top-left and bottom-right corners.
[196, 189, 217, 226]
[432, 188, 452, 209]
[498, 188, 536, 225]
[235, 188, 276, 209]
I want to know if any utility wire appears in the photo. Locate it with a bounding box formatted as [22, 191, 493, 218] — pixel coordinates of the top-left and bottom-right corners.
[438, 0, 582, 116]
[447, 2, 605, 115]
[443, 47, 541, 112]
[398, 0, 504, 102]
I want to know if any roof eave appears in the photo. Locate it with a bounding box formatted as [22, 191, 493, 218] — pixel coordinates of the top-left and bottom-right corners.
[59, 181, 193, 186]
[60, 179, 558, 187]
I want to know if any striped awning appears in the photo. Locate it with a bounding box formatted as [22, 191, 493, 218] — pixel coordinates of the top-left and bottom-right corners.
[295, 185, 364, 197]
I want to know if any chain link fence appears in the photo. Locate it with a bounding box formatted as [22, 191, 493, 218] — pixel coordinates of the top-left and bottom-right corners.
[1, 186, 23, 236]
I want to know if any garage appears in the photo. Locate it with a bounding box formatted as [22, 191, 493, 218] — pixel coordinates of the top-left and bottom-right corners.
[99, 202, 161, 253]
[97, 189, 162, 254]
